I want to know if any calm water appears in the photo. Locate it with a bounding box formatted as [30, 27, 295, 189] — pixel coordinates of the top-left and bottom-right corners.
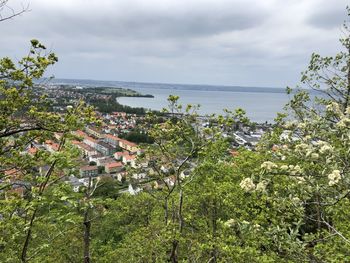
[48, 78, 293, 123]
[117, 87, 290, 123]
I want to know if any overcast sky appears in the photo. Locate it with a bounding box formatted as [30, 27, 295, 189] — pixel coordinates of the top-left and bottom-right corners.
[1, 0, 349, 87]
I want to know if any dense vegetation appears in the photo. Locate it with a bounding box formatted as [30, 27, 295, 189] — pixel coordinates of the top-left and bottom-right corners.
[1, 6, 350, 263]
[88, 95, 147, 115]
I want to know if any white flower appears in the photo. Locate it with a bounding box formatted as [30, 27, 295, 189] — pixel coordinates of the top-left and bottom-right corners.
[319, 144, 333, 154]
[328, 170, 341, 186]
[336, 117, 350, 128]
[326, 102, 342, 115]
[311, 153, 319, 160]
[239, 178, 256, 192]
[298, 122, 307, 129]
[290, 165, 303, 175]
[295, 176, 306, 184]
[303, 135, 312, 141]
[261, 161, 277, 171]
[346, 106, 350, 115]
[292, 197, 302, 205]
[280, 165, 289, 171]
[224, 218, 236, 227]
[256, 181, 268, 192]
[295, 143, 308, 152]
[284, 120, 297, 129]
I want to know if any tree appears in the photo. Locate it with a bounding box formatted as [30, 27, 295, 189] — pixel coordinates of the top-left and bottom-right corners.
[240, 6, 350, 261]
[0, 0, 29, 22]
[0, 40, 95, 262]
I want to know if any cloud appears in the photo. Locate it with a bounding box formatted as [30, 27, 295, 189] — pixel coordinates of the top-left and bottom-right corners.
[306, 1, 347, 29]
[0, 0, 349, 87]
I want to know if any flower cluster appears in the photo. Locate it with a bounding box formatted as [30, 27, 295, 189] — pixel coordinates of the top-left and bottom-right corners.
[256, 180, 268, 192]
[328, 170, 341, 186]
[279, 164, 302, 175]
[239, 178, 256, 192]
[261, 161, 277, 171]
[336, 117, 350, 128]
[295, 143, 309, 153]
[224, 218, 236, 227]
[326, 102, 342, 116]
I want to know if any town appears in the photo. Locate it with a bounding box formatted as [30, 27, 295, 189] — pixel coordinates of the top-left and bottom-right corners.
[7, 84, 271, 197]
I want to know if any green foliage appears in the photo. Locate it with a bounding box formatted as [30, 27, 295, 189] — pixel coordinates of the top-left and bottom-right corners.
[2, 7, 350, 263]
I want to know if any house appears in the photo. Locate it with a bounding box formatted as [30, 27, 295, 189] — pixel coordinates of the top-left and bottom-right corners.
[66, 175, 89, 192]
[105, 162, 124, 174]
[122, 154, 136, 168]
[86, 126, 104, 139]
[88, 154, 105, 164]
[27, 146, 38, 156]
[44, 140, 60, 152]
[79, 165, 98, 177]
[114, 151, 129, 160]
[73, 130, 88, 139]
[72, 141, 98, 157]
[115, 171, 127, 182]
[131, 172, 147, 180]
[83, 136, 98, 148]
[96, 157, 115, 166]
[104, 134, 121, 147]
[119, 139, 139, 153]
[95, 141, 115, 156]
[128, 184, 141, 195]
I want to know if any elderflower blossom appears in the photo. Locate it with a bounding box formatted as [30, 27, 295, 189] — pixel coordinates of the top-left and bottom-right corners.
[295, 177, 306, 184]
[224, 218, 236, 227]
[345, 106, 350, 115]
[290, 165, 303, 175]
[326, 101, 342, 116]
[319, 144, 333, 154]
[280, 165, 289, 171]
[292, 197, 302, 205]
[284, 121, 297, 129]
[298, 122, 307, 129]
[295, 143, 309, 152]
[311, 153, 319, 160]
[261, 161, 277, 171]
[256, 180, 268, 192]
[336, 117, 350, 128]
[239, 178, 256, 192]
[328, 170, 341, 186]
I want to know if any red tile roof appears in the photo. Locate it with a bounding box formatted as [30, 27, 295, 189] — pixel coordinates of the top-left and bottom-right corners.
[106, 162, 123, 169]
[80, 165, 98, 171]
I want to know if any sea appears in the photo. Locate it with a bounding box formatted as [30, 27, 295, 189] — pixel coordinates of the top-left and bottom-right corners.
[46, 78, 298, 123]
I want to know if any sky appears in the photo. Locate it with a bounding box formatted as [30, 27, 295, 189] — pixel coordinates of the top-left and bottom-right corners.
[0, 0, 349, 87]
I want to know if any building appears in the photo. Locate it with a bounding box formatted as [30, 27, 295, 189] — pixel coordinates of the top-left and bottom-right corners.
[105, 162, 124, 174]
[79, 165, 98, 177]
[95, 141, 115, 156]
[72, 141, 98, 157]
[119, 139, 139, 153]
[104, 134, 121, 147]
[86, 126, 104, 139]
[83, 136, 98, 148]
[114, 151, 130, 160]
[44, 140, 60, 152]
[122, 154, 136, 168]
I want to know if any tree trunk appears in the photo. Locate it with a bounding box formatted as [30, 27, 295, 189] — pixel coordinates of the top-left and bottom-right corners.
[170, 240, 178, 263]
[210, 198, 218, 263]
[344, 47, 350, 110]
[83, 207, 91, 263]
[83, 176, 92, 263]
